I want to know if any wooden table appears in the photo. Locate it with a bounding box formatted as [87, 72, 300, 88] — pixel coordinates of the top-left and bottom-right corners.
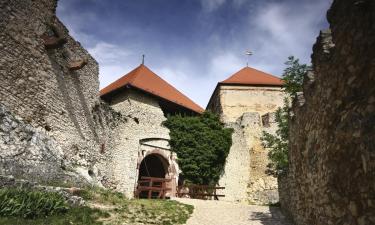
[177, 184, 225, 200]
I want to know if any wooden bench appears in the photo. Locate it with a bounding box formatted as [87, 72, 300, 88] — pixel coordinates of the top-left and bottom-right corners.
[135, 176, 171, 199]
[177, 184, 225, 200]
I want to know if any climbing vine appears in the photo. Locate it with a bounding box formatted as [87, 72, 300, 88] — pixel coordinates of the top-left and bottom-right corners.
[163, 112, 233, 185]
[262, 56, 310, 174]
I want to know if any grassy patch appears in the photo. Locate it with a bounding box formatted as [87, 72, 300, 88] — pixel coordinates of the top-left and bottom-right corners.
[0, 187, 193, 225]
[0, 188, 110, 225]
[112, 199, 193, 225]
[0, 188, 68, 218]
[77, 186, 126, 205]
[78, 187, 194, 225]
[0, 206, 109, 225]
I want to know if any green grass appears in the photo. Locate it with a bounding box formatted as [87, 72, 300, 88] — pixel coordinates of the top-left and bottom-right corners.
[0, 187, 194, 225]
[0, 206, 109, 225]
[77, 186, 126, 205]
[0, 188, 68, 218]
[77, 187, 194, 225]
[113, 199, 194, 225]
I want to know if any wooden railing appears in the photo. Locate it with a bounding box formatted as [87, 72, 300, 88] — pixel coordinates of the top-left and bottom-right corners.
[135, 176, 171, 199]
[177, 184, 225, 200]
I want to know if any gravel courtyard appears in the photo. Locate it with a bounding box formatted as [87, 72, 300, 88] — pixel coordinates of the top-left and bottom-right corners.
[175, 198, 293, 225]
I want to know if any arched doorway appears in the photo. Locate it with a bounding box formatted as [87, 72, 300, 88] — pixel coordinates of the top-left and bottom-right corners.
[136, 139, 180, 198]
[138, 154, 169, 180]
[136, 153, 175, 198]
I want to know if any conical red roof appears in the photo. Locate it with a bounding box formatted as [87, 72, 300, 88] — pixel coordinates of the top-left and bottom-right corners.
[220, 66, 283, 86]
[100, 64, 204, 113]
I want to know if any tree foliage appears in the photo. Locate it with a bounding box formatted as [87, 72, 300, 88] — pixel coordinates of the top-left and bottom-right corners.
[282, 56, 309, 97]
[163, 112, 233, 185]
[262, 56, 310, 174]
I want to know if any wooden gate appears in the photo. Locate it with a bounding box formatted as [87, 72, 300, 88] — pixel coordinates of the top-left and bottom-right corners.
[135, 176, 172, 199]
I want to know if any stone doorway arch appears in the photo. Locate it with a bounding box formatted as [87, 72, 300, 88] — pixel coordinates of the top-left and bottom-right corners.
[138, 153, 169, 180]
[136, 138, 179, 197]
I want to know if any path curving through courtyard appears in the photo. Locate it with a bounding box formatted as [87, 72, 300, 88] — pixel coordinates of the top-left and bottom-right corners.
[175, 198, 293, 225]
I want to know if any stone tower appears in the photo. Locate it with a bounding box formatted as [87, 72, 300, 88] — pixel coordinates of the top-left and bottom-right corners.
[207, 66, 286, 204]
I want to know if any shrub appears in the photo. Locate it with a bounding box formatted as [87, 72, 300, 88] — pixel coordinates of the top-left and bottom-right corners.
[0, 188, 68, 219]
[163, 111, 233, 185]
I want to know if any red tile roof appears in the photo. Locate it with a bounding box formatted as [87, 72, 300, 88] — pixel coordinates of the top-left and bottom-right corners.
[100, 64, 204, 114]
[220, 66, 283, 86]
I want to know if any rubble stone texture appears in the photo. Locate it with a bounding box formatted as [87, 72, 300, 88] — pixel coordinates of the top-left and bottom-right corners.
[0, 0, 118, 184]
[0, 104, 65, 181]
[208, 85, 285, 204]
[278, 0, 375, 224]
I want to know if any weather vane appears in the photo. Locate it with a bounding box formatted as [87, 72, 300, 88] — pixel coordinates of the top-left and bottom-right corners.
[245, 50, 253, 67]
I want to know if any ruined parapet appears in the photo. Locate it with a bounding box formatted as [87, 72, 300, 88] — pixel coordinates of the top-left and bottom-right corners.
[218, 111, 279, 204]
[242, 112, 278, 204]
[207, 82, 285, 204]
[0, 0, 119, 185]
[279, 0, 375, 224]
[218, 119, 250, 203]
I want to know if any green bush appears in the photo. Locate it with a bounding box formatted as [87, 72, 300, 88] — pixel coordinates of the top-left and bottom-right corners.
[0, 188, 68, 219]
[163, 111, 233, 185]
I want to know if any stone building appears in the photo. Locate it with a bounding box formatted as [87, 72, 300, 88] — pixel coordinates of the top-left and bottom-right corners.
[279, 0, 375, 224]
[100, 64, 203, 197]
[207, 66, 285, 204]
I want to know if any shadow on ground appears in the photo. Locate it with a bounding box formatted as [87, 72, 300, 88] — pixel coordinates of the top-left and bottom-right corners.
[249, 206, 294, 225]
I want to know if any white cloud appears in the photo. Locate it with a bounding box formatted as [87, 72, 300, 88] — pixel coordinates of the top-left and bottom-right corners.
[210, 52, 243, 80]
[89, 42, 132, 65]
[57, 0, 332, 108]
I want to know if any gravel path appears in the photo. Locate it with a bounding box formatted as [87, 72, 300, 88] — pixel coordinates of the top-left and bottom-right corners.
[175, 198, 293, 225]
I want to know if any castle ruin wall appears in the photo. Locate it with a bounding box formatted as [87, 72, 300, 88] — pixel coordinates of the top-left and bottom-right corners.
[279, 0, 375, 224]
[0, 0, 118, 184]
[211, 85, 285, 204]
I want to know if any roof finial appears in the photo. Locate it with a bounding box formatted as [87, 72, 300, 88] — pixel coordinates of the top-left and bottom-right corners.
[245, 50, 253, 67]
[142, 54, 145, 65]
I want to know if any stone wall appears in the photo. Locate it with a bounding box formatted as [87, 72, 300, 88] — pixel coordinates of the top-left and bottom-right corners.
[104, 89, 176, 197]
[0, 103, 66, 182]
[279, 0, 375, 224]
[0, 0, 118, 185]
[218, 85, 285, 123]
[210, 85, 284, 204]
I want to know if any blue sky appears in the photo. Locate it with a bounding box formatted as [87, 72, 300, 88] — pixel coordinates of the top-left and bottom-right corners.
[57, 0, 332, 108]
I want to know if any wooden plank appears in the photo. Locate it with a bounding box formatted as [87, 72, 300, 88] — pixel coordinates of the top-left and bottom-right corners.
[178, 185, 225, 190]
[137, 187, 171, 191]
[191, 194, 225, 197]
[140, 176, 172, 182]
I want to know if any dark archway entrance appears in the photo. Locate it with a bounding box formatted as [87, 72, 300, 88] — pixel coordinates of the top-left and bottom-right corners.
[137, 153, 171, 198]
[138, 154, 168, 179]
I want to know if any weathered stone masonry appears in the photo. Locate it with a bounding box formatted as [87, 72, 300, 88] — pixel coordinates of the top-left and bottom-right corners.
[103, 89, 179, 197]
[207, 74, 286, 204]
[0, 0, 118, 184]
[279, 0, 375, 224]
[0, 0, 196, 197]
